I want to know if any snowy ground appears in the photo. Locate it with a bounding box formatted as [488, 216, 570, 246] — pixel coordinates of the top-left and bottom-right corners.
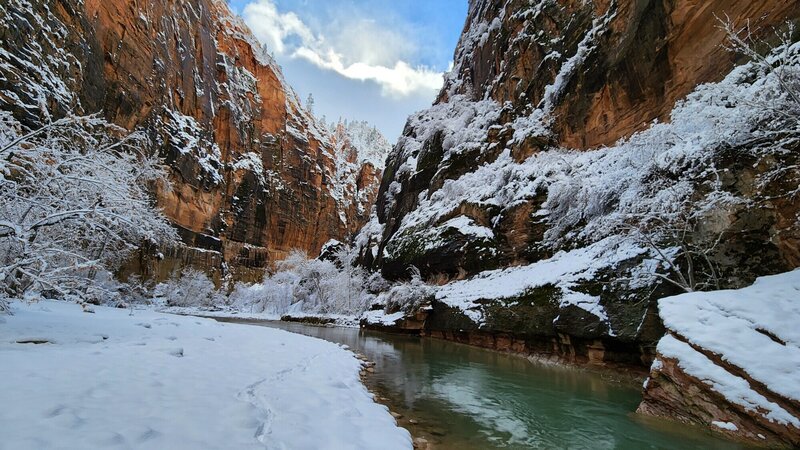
[163, 305, 363, 328]
[651, 269, 800, 428]
[0, 301, 412, 449]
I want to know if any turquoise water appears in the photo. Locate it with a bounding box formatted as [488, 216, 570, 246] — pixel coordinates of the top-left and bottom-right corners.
[226, 319, 750, 450]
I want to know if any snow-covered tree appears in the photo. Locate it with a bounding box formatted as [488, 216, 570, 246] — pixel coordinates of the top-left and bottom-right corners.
[154, 268, 220, 308]
[322, 244, 368, 314]
[0, 113, 177, 310]
[306, 93, 315, 115]
[225, 245, 374, 317]
[374, 266, 434, 314]
[720, 17, 800, 117]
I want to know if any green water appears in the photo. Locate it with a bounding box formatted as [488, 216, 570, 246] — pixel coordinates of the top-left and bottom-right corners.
[225, 319, 751, 450]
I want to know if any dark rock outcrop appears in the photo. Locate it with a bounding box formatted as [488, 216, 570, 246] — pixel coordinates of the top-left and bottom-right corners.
[639, 351, 800, 447]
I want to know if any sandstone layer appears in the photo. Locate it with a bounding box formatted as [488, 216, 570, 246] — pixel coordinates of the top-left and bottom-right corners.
[0, 0, 384, 282]
[360, 3, 800, 441]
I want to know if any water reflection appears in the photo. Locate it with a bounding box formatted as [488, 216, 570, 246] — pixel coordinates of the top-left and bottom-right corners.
[222, 319, 752, 450]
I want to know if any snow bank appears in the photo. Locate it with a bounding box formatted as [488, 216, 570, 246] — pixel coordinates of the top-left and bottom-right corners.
[435, 236, 647, 325]
[658, 269, 800, 404]
[0, 301, 411, 449]
[362, 310, 406, 326]
[656, 335, 799, 427]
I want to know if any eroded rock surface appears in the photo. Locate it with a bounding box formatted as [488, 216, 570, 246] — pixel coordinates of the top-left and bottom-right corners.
[360, 0, 800, 371]
[638, 271, 800, 447]
[0, 0, 388, 281]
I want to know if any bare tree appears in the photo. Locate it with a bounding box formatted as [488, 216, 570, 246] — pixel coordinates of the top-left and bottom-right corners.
[625, 210, 724, 293]
[719, 16, 800, 113]
[620, 20, 800, 294]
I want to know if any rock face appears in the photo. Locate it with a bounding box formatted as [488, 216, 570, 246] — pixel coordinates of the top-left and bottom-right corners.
[435, 0, 800, 150]
[0, 0, 388, 281]
[354, 4, 800, 444]
[360, 0, 800, 369]
[638, 271, 800, 447]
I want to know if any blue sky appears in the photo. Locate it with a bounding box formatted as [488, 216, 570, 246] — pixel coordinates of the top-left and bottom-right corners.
[226, 0, 467, 141]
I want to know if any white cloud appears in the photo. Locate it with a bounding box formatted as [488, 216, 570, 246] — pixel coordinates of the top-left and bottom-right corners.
[241, 0, 315, 54]
[241, 0, 443, 98]
[293, 47, 442, 97]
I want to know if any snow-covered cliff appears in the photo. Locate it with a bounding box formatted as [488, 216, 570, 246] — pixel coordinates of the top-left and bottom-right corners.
[0, 0, 390, 281]
[361, 0, 800, 370]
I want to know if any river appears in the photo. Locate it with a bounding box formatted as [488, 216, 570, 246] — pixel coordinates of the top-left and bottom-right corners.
[221, 318, 752, 450]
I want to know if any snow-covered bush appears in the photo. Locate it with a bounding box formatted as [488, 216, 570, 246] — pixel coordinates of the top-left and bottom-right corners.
[228, 268, 298, 316]
[226, 245, 437, 321]
[0, 113, 177, 307]
[155, 269, 221, 308]
[228, 246, 375, 317]
[115, 275, 157, 307]
[373, 267, 434, 314]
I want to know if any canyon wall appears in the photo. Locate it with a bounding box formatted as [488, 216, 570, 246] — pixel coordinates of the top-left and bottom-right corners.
[0, 0, 387, 282]
[436, 0, 799, 150]
[357, 0, 800, 444]
[361, 0, 800, 375]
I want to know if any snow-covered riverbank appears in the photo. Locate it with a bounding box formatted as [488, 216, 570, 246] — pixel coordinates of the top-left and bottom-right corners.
[0, 301, 412, 449]
[162, 305, 363, 328]
[639, 270, 800, 446]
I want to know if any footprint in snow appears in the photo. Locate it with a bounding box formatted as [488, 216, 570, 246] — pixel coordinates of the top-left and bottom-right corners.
[136, 323, 152, 329]
[45, 405, 67, 418]
[237, 378, 276, 443]
[71, 414, 87, 429]
[168, 348, 184, 357]
[85, 387, 105, 400]
[330, 380, 349, 389]
[103, 433, 126, 446]
[137, 427, 161, 443]
[166, 336, 177, 341]
[16, 337, 53, 345]
[78, 334, 109, 344]
[336, 405, 364, 418]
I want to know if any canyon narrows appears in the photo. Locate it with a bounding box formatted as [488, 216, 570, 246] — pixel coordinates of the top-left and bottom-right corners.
[2, 0, 800, 447]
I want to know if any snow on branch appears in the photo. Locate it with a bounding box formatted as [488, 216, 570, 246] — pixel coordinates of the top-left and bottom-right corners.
[0, 112, 177, 309]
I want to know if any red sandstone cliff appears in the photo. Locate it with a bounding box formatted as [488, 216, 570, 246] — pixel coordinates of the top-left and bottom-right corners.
[440, 0, 800, 150]
[0, 0, 387, 281]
